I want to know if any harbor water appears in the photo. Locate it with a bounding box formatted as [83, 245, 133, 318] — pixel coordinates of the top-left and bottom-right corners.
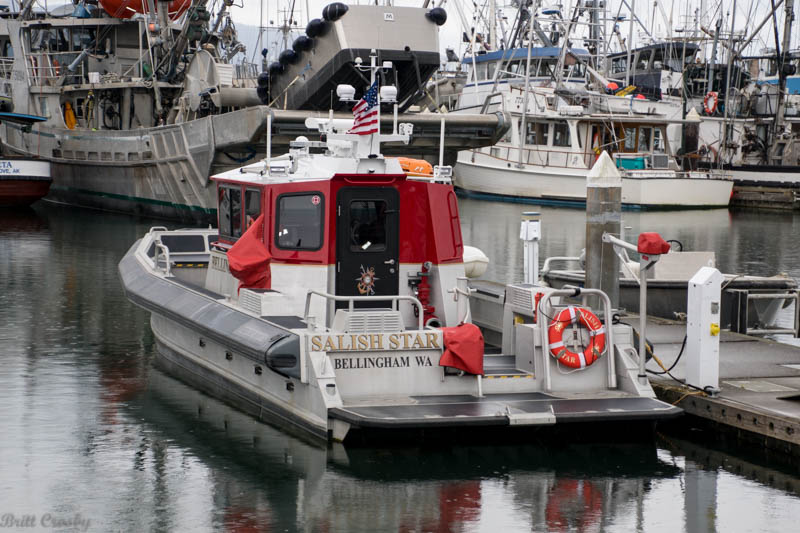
[2, 201, 800, 532]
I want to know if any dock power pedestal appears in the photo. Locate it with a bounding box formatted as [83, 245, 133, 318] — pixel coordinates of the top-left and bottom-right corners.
[686, 266, 723, 394]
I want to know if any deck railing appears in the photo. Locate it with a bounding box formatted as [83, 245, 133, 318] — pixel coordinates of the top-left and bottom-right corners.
[304, 290, 425, 331]
[25, 52, 84, 86]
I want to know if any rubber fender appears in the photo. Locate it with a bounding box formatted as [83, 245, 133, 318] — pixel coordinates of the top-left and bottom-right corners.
[256, 86, 269, 104]
[322, 2, 348, 22]
[268, 61, 284, 76]
[257, 71, 270, 88]
[306, 18, 329, 38]
[426, 7, 447, 25]
[293, 35, 314, 53]
[279, 49, 299, 66]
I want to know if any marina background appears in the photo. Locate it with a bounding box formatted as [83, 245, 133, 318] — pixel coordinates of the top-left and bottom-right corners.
[2, 201, 799, 531]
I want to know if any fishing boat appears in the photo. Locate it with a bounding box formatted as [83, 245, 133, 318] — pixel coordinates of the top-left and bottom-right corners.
[0, 1, 448, 222]
[0, 112, 51, 206]
[119, 63, 681, 443]
[454, 82, 733, 208]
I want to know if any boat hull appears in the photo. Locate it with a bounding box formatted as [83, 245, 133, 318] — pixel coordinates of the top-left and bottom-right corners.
[455, 154, 733, 208]
[0, 159, 51, 206]
[1, 107, 269, 222]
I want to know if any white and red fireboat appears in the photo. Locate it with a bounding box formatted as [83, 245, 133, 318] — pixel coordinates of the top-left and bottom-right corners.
[120, 59, 680, 442]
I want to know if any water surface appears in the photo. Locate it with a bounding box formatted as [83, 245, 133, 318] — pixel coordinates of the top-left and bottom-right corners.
[1, 202, 799, 532]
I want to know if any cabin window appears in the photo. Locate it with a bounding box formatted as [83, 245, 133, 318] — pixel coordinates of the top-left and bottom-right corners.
[553, 122, 571, 147]
[526, 122, 548, 145]
[275, 192, 324, 250]
[653, 128, 665, 153]
[348, 200, 388, 252]
[638, 127, 652, 151]
[636, 50, 651, 71]
[218, 185, 242, 240]
[244, 188, 261, 228]
[623, 127, 637, 151]
[611, 57, 627, 74]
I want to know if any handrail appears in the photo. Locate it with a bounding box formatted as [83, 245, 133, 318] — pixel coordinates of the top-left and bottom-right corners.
[540, 256, 582, 277]
[304, 290, 425, 331]
[152, 241, 171, 276]
[537, 287, 616, 392]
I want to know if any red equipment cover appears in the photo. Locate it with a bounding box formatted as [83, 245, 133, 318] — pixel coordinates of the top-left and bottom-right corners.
[439, 323, 485, 375]
[227, 214, 272, 291]
[637, 232, 671, 255]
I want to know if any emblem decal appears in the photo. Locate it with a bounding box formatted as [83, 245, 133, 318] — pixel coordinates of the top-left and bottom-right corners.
[356, 265, 379, 295]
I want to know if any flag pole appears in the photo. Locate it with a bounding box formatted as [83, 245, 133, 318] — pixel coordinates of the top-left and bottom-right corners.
[371, 51, 379, 155]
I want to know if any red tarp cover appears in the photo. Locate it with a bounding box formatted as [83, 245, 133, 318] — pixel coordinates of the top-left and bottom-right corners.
[637, 232, 671, 255]
[227, 214, 271, 291]
[439, 323, 484, 375]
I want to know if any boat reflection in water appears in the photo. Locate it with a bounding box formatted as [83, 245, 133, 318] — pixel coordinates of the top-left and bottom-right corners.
[136, 368, 685, 532]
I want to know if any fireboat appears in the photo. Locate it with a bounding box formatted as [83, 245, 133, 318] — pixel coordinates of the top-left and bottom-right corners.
[119, 54, 681, 442]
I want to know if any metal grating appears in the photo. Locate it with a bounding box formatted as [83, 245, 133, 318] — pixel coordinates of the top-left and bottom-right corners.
[239, 289, 262, 315]
[345, 310, 404, 333]
[509, 286, 533, 310]
[651, 153, 670, 169]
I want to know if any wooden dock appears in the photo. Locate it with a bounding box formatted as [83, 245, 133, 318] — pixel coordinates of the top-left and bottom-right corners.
[624, 316, 800, 457]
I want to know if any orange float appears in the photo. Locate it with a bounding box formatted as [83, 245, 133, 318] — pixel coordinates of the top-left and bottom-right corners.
[98, 0, 190, 20]
[392, 157, 433, 177]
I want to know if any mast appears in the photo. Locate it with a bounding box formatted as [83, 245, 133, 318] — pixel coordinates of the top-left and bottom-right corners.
[776, 0, 795, 129]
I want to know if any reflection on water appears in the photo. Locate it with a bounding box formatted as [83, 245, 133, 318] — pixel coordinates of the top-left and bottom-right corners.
[0, 203, 799, 531]
[459, 198, 800, 283]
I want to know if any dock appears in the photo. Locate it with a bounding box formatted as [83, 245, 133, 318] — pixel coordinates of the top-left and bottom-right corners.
[629, 316, 800, 456]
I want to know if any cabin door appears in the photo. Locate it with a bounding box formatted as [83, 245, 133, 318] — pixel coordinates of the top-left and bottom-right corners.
[336, 187, 400, 308]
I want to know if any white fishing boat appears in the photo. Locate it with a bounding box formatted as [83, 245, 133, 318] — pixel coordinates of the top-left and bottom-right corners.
[120, 63, 680, 442]
[453, 81, 733, 208]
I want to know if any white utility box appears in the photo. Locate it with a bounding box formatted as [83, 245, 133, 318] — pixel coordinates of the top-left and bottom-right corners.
[686, 266, 723, 392]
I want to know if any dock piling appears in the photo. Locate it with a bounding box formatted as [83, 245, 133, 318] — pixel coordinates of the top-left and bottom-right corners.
[585, 151, 621, 310]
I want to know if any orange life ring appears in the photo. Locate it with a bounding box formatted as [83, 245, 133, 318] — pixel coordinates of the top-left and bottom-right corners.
[703, 91, 718, 114]
[547, 306, 606, 369]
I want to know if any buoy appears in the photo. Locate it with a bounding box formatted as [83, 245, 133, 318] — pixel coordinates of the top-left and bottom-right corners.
[257, 72, 269, 88]
[279, 49, 298, 66]
[322, 2, 348, 22]
[425, 7, 447, 25]
[306, 18, 328, 38]
[269, 62, 284, 77]
[292, 35, 313, 53]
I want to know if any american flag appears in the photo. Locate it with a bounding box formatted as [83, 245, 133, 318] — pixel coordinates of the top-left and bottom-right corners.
[349, 81, 379, 135]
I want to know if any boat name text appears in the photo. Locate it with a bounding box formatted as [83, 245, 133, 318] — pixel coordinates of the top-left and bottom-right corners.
[310, 332, 440, 352]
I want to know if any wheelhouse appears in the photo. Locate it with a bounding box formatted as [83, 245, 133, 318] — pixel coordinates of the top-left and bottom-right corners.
[462, 47, 591, 86]
[212, 170, 465, 326]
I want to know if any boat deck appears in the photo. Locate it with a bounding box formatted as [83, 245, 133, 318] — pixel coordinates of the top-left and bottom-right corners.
[331, 392, 681, 430]
[625, 316, 800, 455]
